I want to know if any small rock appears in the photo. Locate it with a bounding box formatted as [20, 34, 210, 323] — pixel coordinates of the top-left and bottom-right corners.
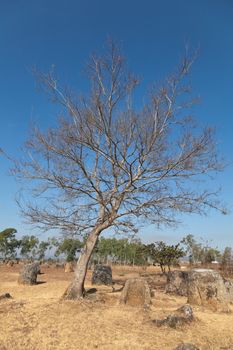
[174, 344, 200, 350]
[55, 262, 65, 269]
[0, 293, 12, 300]
[86, 288, 97, 295]
[64, 262, 74, 273]
[176, 304, 194, 318]
[92, 265, 112, 285]
[153, 304, 194, 328]
[120, 278, 151, 307]
[151, 289, 156, 297]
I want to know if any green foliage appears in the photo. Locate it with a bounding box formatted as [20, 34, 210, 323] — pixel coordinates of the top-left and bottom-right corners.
[132, 243, 151, 265]
[93, 237, 147, 265]
[93, 237, 185, 270]
[20, 235, 39, 260]
[0, 228, 20, 259]
[221, 247, 232, 268]
[200, 246, 221, 264]
[181, 234, 202, 264]
[55, 238, 83, 262]
[0, 227, 225, 268]
[181, 234, 221, 265]
[36, 241, 51, 260]
[146, 241, 185, 273]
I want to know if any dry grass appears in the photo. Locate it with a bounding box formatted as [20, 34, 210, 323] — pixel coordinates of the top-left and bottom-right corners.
[0, 264, 233, 350]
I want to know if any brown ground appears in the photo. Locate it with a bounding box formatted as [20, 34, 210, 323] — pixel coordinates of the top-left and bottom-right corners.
[0, 264, 233, 350]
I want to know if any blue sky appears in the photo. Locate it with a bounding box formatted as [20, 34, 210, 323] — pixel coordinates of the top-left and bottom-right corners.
[0, 0, 232, 248]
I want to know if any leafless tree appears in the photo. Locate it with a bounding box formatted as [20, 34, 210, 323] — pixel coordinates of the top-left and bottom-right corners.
[11, 41, 224, 299]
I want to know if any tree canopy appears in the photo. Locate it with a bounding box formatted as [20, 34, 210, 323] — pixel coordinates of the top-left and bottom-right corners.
[10, 41, 225, 298]
[12, 42, 224, 237]
[55, 238, 83, 262]
[0, 228, 19, 259]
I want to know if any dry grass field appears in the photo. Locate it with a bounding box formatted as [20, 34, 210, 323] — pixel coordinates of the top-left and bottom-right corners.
[0, 264, 233, 350]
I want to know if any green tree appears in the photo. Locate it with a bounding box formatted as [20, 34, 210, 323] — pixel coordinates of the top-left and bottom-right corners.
[0, 228, 20, 260]
[147, 241, 185, 273]
[126, 239, 146, 265]
[55, 238, 83, 262]
[94, 237, 113, 263]
[182, 234, 221, 265]
[222, 247, 232, 269]
[93, 237, 147, 266]
[130, 242, 150, 266]
[200, 245, 221, 264]
[20, 235, 39, 260]
[36, 240, 51, 260]
[181, 234, 202, 264]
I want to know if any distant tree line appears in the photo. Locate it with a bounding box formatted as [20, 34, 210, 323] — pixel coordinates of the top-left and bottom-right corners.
[0, 228, 232, 273]
[181, 234, 222, 265]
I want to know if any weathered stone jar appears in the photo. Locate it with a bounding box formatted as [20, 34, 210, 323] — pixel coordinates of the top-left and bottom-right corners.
[187, 269, 230, 312]
[92, 265, 112, 285]
[120, 278, 151, 307]
[18, 262, 40, 285]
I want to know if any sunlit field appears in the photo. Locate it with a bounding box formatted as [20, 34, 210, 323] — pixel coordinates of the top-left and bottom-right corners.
[0, 264, 233, 350]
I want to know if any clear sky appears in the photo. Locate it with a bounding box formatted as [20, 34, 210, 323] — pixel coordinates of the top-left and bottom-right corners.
[0, 0, 232, 248]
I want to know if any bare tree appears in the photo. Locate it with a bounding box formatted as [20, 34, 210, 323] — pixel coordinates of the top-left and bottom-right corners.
[11, 41, 224, 299]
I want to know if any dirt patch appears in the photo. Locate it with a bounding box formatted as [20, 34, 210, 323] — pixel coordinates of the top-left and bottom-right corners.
[0, 265, 233, 349]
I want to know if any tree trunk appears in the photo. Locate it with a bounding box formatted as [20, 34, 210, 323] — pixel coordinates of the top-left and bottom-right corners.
[63, 227, 100, 300]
